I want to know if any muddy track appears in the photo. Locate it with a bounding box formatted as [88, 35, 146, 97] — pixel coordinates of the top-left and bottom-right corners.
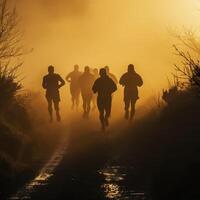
[9, 137, 68, 200]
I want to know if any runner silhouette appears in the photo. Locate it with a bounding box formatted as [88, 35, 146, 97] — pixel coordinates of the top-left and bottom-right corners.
[119, 64, 143, 121]
[92, 68, 117, 131]
[42, 65, 65, 122]
[79, 66, 95, 118]
[66, 65, 82, 110]
[105, 66, 118, 84]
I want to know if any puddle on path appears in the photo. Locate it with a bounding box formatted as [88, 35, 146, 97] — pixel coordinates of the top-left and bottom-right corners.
[99, 166, 146, 200]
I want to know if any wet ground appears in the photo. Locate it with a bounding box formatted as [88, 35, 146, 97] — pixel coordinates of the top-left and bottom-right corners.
[10, 137, 68, 200]
[99, 165, 146, 200]
[9, 119, 148, 200]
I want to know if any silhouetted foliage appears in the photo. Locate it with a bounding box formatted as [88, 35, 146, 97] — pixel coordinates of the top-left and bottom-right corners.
[173, 45, 200, 89]
[0, 0, 26, 114]
[173, 28, 200, 55]
[0, 2, 34, 195]
[0, 65, 22, 110]
[162, 32, 200, 105]
[162, 74, 181, 105]
[0, 0, 23, 61]
[0, 0, 25, 106]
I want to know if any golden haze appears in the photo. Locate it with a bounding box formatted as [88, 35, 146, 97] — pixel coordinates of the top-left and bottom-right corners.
[14, 0, 200, 115]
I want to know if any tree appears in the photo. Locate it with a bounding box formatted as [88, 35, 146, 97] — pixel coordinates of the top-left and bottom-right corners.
[0, 0, 24, 109]
[170, 28, 200, 90]
[0, 0, 23, 61]
[173, 45, 200, 88]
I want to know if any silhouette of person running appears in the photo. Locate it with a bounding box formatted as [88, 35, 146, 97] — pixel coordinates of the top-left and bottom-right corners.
[92, 68, 99, 111]
[119, 64, 143, 121]
[66, 65, 82, 110]
[92, 68, 117, 131]
[105, 66, 118, 84]
[42, 65, 65, 122]
[79, 66, 95, 118]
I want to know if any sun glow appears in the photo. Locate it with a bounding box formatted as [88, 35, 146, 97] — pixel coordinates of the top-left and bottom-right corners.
[16, 0, 200, 111]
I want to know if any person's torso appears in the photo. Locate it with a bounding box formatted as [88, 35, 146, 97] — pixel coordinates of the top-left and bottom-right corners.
[79, 73, 95, 93]
[123, 73, 139, 90]
[95, 77, 114, 97]
[44, 74, 60, 91]
[70, 71, 82, 86]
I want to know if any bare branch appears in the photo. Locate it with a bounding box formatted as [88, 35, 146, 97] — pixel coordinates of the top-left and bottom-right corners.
[173, 45, 200, 89]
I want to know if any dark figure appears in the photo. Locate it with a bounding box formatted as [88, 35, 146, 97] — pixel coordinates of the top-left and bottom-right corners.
[42, 65, 65, 122]
[79, 66, 95, 118]
[92, 68, 99, 111]
[105, 66, 118, 84]
[119, 64, 143, 121]
[66, 65, 82, 110]
[92, 68, 117, 131]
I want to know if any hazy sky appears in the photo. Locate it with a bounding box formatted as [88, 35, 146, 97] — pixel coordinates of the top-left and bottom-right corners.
[15, 0, 200, 101]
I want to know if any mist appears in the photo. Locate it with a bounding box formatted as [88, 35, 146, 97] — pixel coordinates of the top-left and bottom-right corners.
[2, 1, 200, 199]
[15, 0, 200, 112]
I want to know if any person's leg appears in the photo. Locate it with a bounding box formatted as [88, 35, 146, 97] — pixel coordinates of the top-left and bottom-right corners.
[100, 109, 106, 131]
[82, 95, 86, 112]
[82, 93, 87, 117]
[73, 89, 80, 109]
[84, 97, 89, 118]
[124, 98, 130, 120]
[104, 108, 109, 127]
[47, 97, 53, 122]
[54, 100, 61, 122]
[130, 99, 137, 121]
[71, 95, 75, 110]
[70, 87, 75, 110]
[124, 91, 131, 120]
[86, 95, 92, 115]
[92, 96, 96, 111]
[105, 96, 112, 126]
[106, 96, 112, 118]
[97, 97, 105, 131]
[75, 90, 80, 109]
[52, 92, 61, 122]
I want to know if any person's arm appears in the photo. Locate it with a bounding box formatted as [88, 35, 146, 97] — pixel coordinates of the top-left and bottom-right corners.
[119, 74, 125, 86]
[58, 75, 65, 88]
[65, 73, 71, 83]
[136, 74, 143, 87]
[42, 76, 47, 89]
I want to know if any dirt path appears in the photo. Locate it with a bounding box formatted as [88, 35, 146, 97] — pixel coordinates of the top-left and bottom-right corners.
[9, 136, 69, 200]
[8, 119, 148, 200]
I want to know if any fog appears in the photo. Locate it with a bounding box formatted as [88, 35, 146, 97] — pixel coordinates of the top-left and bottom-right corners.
[14, 0, 200, 116]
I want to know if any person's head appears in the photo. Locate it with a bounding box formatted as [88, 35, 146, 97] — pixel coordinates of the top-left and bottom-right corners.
[128, 64, 135, 73]
[99, 68, 107, 77]
[104, 66, 110, 73]
[48, 65, 54, 74]
[84, 66, 90, 73]
[74, 64, 79, 71]
[93, 68, 98, 75]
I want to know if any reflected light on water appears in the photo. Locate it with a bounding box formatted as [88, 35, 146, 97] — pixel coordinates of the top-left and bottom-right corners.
[99, 165, 146, 200]
[103, 183, 121, 199]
